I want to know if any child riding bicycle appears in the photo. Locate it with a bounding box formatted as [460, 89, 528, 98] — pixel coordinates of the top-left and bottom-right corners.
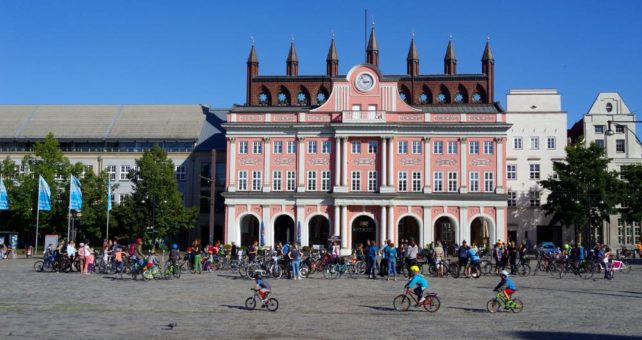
[494, 270, 518, 305]
[404, 265, 429, 304]
[255, 271, 272, 307]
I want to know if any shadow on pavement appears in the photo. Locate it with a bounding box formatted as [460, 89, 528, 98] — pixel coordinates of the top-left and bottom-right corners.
[447, 306, 487, 313]
[520, 286, 642, 299]
[357, 305, 397, 312]
[511, 331, 641, 339]
[220, 304, 248, 311]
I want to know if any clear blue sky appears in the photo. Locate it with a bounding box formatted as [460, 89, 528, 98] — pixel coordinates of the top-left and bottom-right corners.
[1, 0, 641, 128]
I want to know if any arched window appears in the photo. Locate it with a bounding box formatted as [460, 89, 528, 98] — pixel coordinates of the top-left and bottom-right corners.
[418, 85, 432, 104]
[473, 84, 487, 104]
[455, 85, 468, 103]
[399, 85, 410, 104]
[258, 87, 271, 106]
[437, 85, 450, 103]
[316, 86, 329, 105]
[277, 86, 290, 106]
[296, 87, 310, 106]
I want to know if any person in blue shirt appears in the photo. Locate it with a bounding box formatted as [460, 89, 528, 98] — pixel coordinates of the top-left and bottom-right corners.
[465, 244, 481, 278]
[366, 240, 378, 279]
[493, 270, 517, 303]
[386, 242, 398, 280]
[255, 271, 272, 306]
[405, 265, 429, 303]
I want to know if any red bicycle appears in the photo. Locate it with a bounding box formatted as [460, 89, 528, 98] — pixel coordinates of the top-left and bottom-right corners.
[393, 288, 441, 312]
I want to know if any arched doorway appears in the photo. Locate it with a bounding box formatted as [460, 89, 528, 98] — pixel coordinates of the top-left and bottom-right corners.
[470, 216, 494, 248]
[352, 215, 376, 248]
[398, 216, 420, 244]
[240, 215, 259, 247]
[434, 216, 456, 246]
[308, 215, 330, 248]
[274, 215, 295, 245]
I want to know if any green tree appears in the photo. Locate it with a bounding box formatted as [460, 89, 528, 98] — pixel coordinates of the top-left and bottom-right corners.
[111, 144, 197, 244]
[540, 140, 620, 245]
[619, 164, 642, 227]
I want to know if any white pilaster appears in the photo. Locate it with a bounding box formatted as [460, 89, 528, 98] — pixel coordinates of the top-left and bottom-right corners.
[334, 205, 340, 236]
[228, 138, 237, 192]
[460, 207, 469, 244]
[380, 206, 387, 246]
[423, 137, 431, 193]
[388, 137, 394, 188]
[296, 205, 305, 245]
[262, 205, 271, 247]
[496, 208, 505, 245]
[341, 205, 348, 248]
[342, 138, 348, 187]
[298, 138, 306, 192]
[227, 205, 236, 244]
[381, 137, 388, 186]
[422, 206, 432, 247]
[263, 138, 271, 192]
[387, 205, 394, 244]
[335, 137, 341, 187]
[460, 138, 468, 194]
[496, 138, 504, 194]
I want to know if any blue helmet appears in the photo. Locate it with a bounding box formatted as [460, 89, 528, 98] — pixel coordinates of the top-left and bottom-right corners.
[171, 243, 178, 249]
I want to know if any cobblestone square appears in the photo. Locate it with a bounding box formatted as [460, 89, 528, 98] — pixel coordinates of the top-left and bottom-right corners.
[1, 259, 641, 339]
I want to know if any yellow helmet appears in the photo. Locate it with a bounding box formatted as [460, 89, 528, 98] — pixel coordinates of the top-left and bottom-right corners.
[410, 265, 420, 273]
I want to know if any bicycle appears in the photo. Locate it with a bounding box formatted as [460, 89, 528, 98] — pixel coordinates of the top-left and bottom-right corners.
[245, 288, 279, 312]
[323, 258, 357, 279]
[163, 262, 182, 279]
[393, 288, 440, 312]
[486, 291, 523, 313]
[559, 260, 593, 280]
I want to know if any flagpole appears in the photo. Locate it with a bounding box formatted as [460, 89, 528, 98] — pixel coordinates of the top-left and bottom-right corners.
[67, 179, 71, 241]
[35, 205, 40, 257]
[106, 205, 110, 242]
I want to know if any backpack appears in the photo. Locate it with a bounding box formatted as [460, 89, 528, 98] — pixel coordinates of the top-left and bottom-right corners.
[128, 243, 136, 256]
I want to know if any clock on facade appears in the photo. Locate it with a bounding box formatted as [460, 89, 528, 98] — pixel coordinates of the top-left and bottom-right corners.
[355, 72, 375, 92]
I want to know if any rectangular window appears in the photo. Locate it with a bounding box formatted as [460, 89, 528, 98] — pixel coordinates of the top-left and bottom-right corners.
[322, 141, 331, 154]
[273, 141, 283, 154]
[618, 219, 625, 245]
[106, 165, 117, 181]
[626, 223, 633, 245]
[286, 171, 296, 191]
[398, 171, 407, 192]
[595, 139, 605, 149]
[120, 165, 131, 181]
[513, 137, 523, 150]
[483, 141, 494, 155]
[307, 171, 317, 191]
[447, 172, 458, 192]
[351, 171, 361, 191]
[251, 171, 262, 191]
[412, 171, 422, 192]
[616, 125, 625, 133]
[616, 139, 625, 153]
[368, 141, 378, 154]
[351, 141, 361, 154]
[507, 164, 517, 180]
[308, 141, 317, 154]
[529, 190, 540, 207]
[447, 141, 458, 154]
[398, 141, 408, 154]
[508, 191, 517, 207]
[594, 125, 605, 134]
[484, 172, 494, 192]
[174, 166, 185, 181]
[529, 164, 540, 180]
[433, 141, 443, 154]
[239, 141, 248, 154]
[433, 172, 443, 192]
[530, 137, 539, 150]
[469, 172, 480, 192]
[252, 141, 262, 154]
[547, 137, 556, 150]
[368, 171, 377, 192]
[238, 171, 248, 191]
[412, 141, 422, 154]
[287, 141, 296, 154]
[634, 222, 641, 244]
[272, 171, 282, 191]
[118, 194, 126, 205]
[321, 171, 331, 191]
[469, 141, 479, 154]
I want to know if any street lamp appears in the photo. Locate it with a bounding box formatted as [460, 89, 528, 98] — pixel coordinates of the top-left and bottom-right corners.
[606, 120, 642, 150]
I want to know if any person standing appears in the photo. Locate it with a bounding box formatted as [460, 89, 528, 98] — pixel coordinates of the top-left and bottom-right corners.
[508, 242, 518, 274]
[603, 246, 613, 280]
[406, 239, 419, 275]
[379, 240, 390, 277]
[193, 239, 202, 274]
[458, 241, 469, 275]
[434, 241, 445, 277]
[289, 243, 302, 280]
[248, 240, 258, 262]
[230, 242, 238, 260]
[386, 242, 398, 280]
[366, 240, 378, 279]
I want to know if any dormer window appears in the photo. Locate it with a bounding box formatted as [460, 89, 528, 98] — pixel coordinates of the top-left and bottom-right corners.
[606, 102, 613, 112]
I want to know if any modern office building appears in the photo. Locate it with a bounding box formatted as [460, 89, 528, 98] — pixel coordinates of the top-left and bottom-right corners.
[505, 89, 568, 246]
[223, 27, 510, 251]
[0, 104, 227, 244]
[568, 93, 642, 247]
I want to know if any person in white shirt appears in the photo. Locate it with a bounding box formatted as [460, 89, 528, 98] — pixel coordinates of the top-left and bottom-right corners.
[66, 241, 77, 259]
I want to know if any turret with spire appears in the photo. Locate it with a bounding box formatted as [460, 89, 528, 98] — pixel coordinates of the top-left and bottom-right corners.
[482, 37, 494, 102]
[366, 22, 379, 66]
[286, 36, 299, 76]
[326, 32, 339, 77]
[246, 38, 259, 105]
[407, 33, 419, 76]
[444, 36, 456, 75]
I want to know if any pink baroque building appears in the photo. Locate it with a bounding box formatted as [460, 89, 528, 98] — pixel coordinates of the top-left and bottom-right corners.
[223, 26, 509, 250]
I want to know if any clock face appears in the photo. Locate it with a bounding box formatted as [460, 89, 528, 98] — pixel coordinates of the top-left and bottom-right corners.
[355, 72, 375, 92]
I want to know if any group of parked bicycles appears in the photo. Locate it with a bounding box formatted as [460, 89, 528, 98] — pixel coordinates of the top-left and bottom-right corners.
[532, 252, 633, 279]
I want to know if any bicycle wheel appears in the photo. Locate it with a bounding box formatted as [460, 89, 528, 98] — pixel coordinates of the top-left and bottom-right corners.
[270, 264, 283, 279]
[300, 264, 310, 278]
[486, 299, 501, 313]
[481, 260, 493, 275]
[623, 260, 632, 274]
[559, 266, 567, 279]
[266, 298, 279, 312]
[34, 261, 44, 272]
[393, 295, 411, 311]
[580, 266, 593, 280]
[471, 266, 481, 279]
[450, 264, 460, 279]
[518, 264, 531, 276]
[356, 261, 367, 274]
[423, 296, 440, 312]
[510, 298, 524, 313]
[245, 297, 257, 310]
[174, 265, 182, 279]
[164, 267, 173, 280]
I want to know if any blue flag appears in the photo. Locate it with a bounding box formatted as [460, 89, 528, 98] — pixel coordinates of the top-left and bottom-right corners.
[107, 178, 112, 212]
[69, 175, 82, 211]
[38, 175, 51, 211]
[0, 176, 9, 210]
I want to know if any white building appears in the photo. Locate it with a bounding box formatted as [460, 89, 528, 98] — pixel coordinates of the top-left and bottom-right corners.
[569, 93, 642, 247]
[505, 89, 568, 246]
